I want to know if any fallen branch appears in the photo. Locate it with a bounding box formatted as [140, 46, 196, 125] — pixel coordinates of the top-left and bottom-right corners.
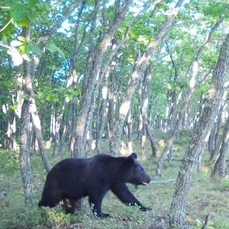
[188, 196, 207, 204]
[150, 179, 176, 184]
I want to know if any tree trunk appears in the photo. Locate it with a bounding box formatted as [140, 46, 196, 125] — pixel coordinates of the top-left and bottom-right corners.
[70, 92, 77, 157]
[110, 0, 184, 156]
[96, 71, 109, 154]
[58, 101, 72, 155]
[213, 112, 229, 176]
[208, 125, 215, 155]
[74, 0, 132, 158]
[22, 25, 51, 173]
[19, 99, 34, 205]
[145, 123, 157, 157]
[209, 101, 226, 160]
[52, 103, 65, 157]
[170, 32, 229, 228]
[108, 61, 116, 152]
[127, 100, 133, 152]
[156, 17, 224, 175]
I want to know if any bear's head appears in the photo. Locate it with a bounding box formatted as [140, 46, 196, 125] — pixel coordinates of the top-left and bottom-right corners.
[123, 153, 151, 186]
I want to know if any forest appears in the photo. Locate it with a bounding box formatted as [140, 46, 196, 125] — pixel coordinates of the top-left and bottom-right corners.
[1, 0, 229, 228]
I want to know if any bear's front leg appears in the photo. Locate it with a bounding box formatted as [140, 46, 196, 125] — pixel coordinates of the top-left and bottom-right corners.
[88, 192, 109, 217]
[111, 183, 152, 211]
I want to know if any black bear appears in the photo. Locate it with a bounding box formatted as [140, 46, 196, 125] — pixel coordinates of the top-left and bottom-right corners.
[38, 153, 151, 217]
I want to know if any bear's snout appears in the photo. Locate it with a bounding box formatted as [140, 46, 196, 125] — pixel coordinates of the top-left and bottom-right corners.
[141, 173, 151, 185]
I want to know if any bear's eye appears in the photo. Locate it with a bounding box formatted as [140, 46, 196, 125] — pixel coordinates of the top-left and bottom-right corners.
[141, 167, 144, 173]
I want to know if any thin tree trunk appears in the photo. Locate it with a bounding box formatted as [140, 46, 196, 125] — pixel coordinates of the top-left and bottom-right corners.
[85, 113, 93, 158]
[74, 0, 132, 158]
[58, 101, 71, 155]
[208, 125, 215, 155]
[52, 103, 65, 157]
[170, 32, 229, 228]
[145, 123, 157, 157]
[19, 99, 34, 205]
[127, 100, 133, 152]
[213, 111, 229, 176]
[110, 0, 184, 156]
[22, 25, 51, 173]
[50, 103, 55, 143]
[96, 71, 109, 154]
[156, 17, 224, 175]
[70, 92, 77, 157]
[209, 101, 226, 160]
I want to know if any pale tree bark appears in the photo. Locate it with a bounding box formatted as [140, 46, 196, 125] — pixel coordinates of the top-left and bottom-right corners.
[49, 103, 55, 143]
[58, 101, 71, 155]
[96, 70, 109, 154]
[19, 2, 82, 191]
[110, 0, 184, 156]
[139, 41, 163, 158]
[72, 0, 97, 158]
[52, 103, 65, 157]
[2, 104, 10, 149]
[19, 26, 35, 204]
[145, 123, 157, 157]
[84, 19, 133, 155]
[106, 35, 132, 149]
[156, 17, 224, 175]
[22, 25, 51, 173]
[68, 1, 86, 157]
[212, 105, 229, 176]
[209, 101, 226, 160]
[19, 99, 34, 205]
[74, 0, 133, 157]
[108, 54, 117, 148]
[127, 100, 133, 152]
[208, 124, 216, 154]
[59, 12, 87, 156]
[70, 75, 78, 157]
[170, 32, 229, 228]
[138, 55, 146, 159]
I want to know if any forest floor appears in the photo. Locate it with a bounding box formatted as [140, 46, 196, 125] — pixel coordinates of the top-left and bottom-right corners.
[1, 130, 229, 229]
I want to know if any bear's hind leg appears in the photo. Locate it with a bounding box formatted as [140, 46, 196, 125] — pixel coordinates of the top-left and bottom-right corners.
[63, 198, 76, 214]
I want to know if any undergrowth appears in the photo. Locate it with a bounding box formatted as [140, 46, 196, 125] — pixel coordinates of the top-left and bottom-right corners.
[1, 132, 229, 228]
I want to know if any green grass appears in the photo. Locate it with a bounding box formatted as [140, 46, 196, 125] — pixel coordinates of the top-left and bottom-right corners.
[1, 134, 229, 228]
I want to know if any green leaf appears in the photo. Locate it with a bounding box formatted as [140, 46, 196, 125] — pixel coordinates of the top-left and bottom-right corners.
[27, 0, 38, 8]
[18, 36, 26, 43]
[9, 104, 18, 110]
[30, 44, 41, 55]
[46, 42, 58, 53]
[56, 46, 65, 59]
[39, 37, 47, 41]
[2, 35, 8, 45]
[46, 41, 65, 58]
[10, 4, 24, 10]
[12, 11, 27, 22]
[1, 24, 14, 37]
[65, 92, 72, 101]
[28, 12, 36, 22]
[21, 18, 30, 28]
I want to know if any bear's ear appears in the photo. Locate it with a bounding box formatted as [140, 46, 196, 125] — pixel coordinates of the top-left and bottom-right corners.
[123, 153, 136, 166]
[130, 152, 137, 159]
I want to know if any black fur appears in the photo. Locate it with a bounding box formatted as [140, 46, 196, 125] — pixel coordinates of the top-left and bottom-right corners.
[38, 153, 151, 217]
